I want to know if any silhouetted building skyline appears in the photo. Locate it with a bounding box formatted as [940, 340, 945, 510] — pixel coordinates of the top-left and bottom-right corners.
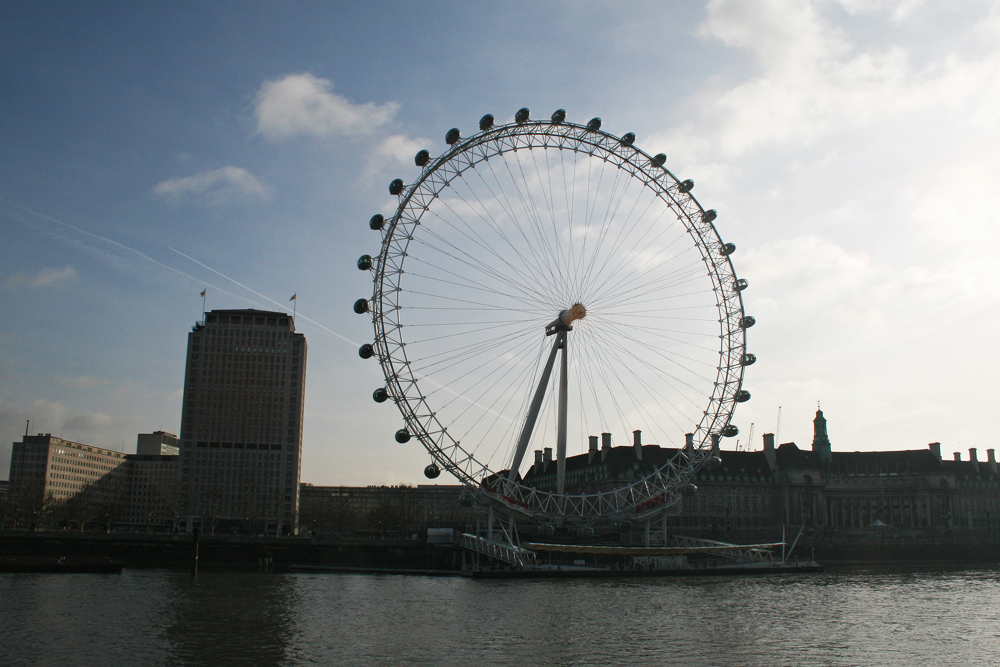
[179, 309, 306, 534]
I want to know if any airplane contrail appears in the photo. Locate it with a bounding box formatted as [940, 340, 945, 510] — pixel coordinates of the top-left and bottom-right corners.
[7, 199, 517, 426]
[167, 247, 360, 347]
[3, 200, 245, 301]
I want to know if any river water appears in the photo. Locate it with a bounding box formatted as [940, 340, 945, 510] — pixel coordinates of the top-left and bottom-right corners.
[2, 566, 998, 666]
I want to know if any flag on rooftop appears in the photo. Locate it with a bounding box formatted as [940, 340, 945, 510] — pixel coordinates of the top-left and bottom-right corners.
[290, 293, 296, 301]
[200, 289, 206, 297]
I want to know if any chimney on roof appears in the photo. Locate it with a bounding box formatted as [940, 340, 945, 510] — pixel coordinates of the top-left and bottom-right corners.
[685, 433, 694, 455]
[601, 432, 611, 461]
[763, 432, 777, 471]
[987, 449, 997, 474]
[588, 435, 599, 464]
[954, 452, 961, 462]
[928, 442, 941, 461]
[711, 433, 721, 455]
[969, 448, 979, 472]
[633, 430, 643, 461]
[543, 447, 552, 472]
[534, 449, 543, 473]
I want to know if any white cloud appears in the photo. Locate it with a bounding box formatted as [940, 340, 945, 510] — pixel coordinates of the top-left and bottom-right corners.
[64, 412, 115, 430]
[740, 235, 981, 334]
[366, 133, 433, 178]
[374, 134, 429, 165]
[4, 266, 78, 290]
[727, 232, 1000, 449]
[681, 0, 1000, 158]
[51, 375, 106, 390]
[837, 0, 924, 22]
[153, 166, 270, 205]
[0, 398, 116, 441]
[254, 73, 399, 140]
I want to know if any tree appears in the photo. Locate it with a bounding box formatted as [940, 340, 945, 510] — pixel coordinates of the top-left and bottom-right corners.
[237, 475, 265, 534]
[367, 486, 418, 539]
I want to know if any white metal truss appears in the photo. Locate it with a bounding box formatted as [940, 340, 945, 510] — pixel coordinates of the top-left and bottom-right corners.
[364, 115, 749, 521]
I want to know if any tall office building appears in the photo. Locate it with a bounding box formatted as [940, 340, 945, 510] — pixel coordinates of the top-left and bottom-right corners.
[180, 309, 306, 534]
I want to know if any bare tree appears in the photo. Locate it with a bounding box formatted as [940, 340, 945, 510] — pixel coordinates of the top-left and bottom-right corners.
[300, 490, 356, 537]
[237, 475, 265, 534]
[201, 485, 225, 535]
[367, 486, 419, 539]
[263, 487, 286, 536]
[0, 492, 11, 529]
[161, 479, 187, 532]
[66, 483, 98, 531]
[8, 479, 50, 530]
[96, 474, 130, 533]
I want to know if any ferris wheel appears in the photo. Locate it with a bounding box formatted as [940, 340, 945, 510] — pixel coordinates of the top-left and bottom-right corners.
[355, 108, 754, 523]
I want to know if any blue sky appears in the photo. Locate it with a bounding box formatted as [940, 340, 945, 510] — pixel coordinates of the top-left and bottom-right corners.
[3, 0, 1000, 484]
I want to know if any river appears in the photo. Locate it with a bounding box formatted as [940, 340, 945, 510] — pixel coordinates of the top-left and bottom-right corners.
[2, 565, 998, 666]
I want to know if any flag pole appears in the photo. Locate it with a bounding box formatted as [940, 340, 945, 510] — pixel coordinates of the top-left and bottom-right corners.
[290, 293, 297, 323]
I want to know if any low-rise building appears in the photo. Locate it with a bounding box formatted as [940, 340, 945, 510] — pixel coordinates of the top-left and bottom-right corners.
[137, 431, 180, 456]
[298, 484, 476, 537]
[121, 453, 181, 531]
[7, 433, 129, 530]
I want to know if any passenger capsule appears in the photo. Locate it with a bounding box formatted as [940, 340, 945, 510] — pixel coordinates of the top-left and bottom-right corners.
[740, 315, 756, 329]
[723, 425, 739, 437]
[736, 390, 751, 403]
[539, 523, 555, 537]
[550, 108, 566, 124]
[617, 519, 633, 530]
[702, 209, 718, 223]
[652, 153, 667, 167]
[742, 353, 757, 366]
[720, 243, 736, 256]
[414, 149, 430, 167]
[458, 492, 475, 508]
[353, 298, 369, 314]
[372, 387, 389, 403]
[445, 128, 461, 145]
[424, 463, 441, 479]
[620, 132, 636, 146]
[369, 214, 385, 231]
[734, 278, 749, 292]
[682, 483, 698, 497]
[357, 254, 373, 271]
[579, 526, 595, 538]
[586, 117, 602, 131]
[678, 179, 694, 193]
[395, 429, 411, 444]
[358, 343, 375, 359]
[515, 107, 530, 124]
[707, 455, 723, 470]
[479, 114, 494, 131]
[389, 179, 404, 195]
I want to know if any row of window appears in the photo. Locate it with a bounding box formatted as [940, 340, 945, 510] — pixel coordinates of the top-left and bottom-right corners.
[203, 315, 290, 326]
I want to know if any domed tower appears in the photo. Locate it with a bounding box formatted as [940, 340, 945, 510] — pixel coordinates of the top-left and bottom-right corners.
[812, 406, 832, 464]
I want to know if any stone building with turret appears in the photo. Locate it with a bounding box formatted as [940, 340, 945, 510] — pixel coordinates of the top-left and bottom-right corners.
[512, 409, 1000, 546]
[670, 409, 1000, 545]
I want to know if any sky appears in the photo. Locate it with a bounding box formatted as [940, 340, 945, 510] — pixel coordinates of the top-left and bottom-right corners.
[2, 0, 999, 484]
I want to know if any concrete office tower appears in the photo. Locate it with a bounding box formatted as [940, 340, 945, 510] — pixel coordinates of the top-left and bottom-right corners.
[180, 309, 306, 534]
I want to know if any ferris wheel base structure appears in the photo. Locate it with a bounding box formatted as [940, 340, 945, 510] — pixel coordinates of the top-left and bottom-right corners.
[356, 107, 753, 525]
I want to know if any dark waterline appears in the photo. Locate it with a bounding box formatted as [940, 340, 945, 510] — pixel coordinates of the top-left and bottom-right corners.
[2, 565, 998, 666]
